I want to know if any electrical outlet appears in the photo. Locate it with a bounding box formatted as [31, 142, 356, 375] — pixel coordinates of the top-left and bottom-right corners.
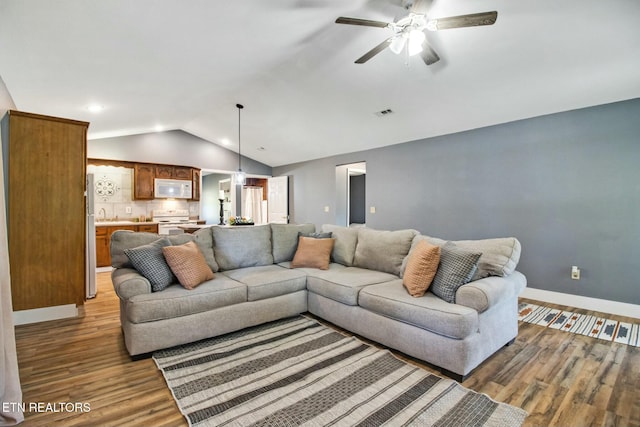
[370, 206, 376, 214]
[125, 206, 132, 214]
[571, 266, 580, 280]
[324, 206, 329, 213]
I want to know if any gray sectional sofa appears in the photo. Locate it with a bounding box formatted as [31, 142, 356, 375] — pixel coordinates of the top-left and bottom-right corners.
[110, 223, 525, 381]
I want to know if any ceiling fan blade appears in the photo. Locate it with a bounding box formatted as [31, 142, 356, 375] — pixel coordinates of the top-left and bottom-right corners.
[409, 0, 431, 15]
[335, 17, 390, 28]
[427, 11, 498, 31]
[355, 38, 392, 64]
[420, 41, 440, 66]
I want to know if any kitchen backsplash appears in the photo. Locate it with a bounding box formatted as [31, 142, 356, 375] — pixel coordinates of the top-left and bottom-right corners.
[88, 165, 199, 220]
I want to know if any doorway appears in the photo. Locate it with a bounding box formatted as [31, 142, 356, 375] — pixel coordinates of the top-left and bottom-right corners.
[335, 162, 366, 227]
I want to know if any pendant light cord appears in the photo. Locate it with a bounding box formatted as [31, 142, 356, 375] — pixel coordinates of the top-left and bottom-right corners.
[236, 103, 244, 171]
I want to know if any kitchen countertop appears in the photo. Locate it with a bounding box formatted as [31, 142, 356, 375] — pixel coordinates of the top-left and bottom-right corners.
[95, 221, 159, 226]
[177, 224, 214, 230]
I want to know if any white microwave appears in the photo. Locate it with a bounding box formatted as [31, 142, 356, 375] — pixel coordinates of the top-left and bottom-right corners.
[154, 179, 192, 199]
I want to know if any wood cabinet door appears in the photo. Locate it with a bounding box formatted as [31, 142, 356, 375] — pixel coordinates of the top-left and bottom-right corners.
[137, 224, 158, 233]
[95, 227, 111, 268]
[134, 163, 155, 199]
[173, 166, 192, 179]
[5, 111, 88, 309]
[155, 165, 173, 179]
[190, 168, 201, 201]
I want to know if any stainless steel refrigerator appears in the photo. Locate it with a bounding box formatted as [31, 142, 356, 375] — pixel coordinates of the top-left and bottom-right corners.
[86, 173, 97, 298]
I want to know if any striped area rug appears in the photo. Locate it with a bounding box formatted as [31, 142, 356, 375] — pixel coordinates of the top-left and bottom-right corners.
[518, 303, 640, 347]
[153, 316, 527, 427]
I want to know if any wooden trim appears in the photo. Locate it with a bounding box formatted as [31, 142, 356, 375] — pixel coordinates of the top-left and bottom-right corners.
[8, 109, 89, 127]
[88, 158, 136, 168]
[88, 158, 201, 172]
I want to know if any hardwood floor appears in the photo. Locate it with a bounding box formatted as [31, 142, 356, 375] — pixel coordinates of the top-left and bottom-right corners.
[14, 272, 640, 426]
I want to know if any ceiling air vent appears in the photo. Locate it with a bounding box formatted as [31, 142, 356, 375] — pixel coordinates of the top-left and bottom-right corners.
[375, 109, 394, 117]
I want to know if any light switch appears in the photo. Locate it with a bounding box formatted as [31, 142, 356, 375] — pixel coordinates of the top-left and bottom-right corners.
[324, 206, 330, 213]
[370, 206, 376, 214]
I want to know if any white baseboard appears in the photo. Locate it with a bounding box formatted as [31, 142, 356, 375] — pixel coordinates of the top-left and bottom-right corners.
[13, 304, 78, 325]
[521, 288, 640, 319]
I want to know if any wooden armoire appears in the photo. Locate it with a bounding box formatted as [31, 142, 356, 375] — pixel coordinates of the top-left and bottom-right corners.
[1, 110, 88, 311]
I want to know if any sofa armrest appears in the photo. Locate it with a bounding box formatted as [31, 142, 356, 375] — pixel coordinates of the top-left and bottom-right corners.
[111, 267, 152, 300]
[456, 271, 527, 313]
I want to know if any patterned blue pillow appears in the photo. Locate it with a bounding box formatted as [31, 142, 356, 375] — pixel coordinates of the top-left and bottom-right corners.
[124, 237, 175, 292]
[431, 242, 482, 303]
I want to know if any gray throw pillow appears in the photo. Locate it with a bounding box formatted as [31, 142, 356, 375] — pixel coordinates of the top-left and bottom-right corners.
[300, 232, 332, 239]
[431, 242, 482, 303]
[124, 237, 175, 292]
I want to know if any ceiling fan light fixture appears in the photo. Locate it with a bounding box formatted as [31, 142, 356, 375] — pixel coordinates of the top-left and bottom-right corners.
[389, 36, 407, 55]
[407, 29, 425, 56]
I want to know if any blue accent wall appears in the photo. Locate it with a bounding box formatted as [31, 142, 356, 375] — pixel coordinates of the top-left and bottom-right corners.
[274, 98, 640, 305]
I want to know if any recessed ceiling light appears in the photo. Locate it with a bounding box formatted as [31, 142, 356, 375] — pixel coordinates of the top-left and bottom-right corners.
[221, 138, 232, 146]
[87, 104, 104, 113]
[154, 124, 164, 132]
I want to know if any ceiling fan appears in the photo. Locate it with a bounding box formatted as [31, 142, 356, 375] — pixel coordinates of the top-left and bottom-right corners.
[335, 0, 497, 66]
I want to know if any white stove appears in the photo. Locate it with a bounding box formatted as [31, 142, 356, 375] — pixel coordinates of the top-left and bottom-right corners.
[152, 209, 197, 235]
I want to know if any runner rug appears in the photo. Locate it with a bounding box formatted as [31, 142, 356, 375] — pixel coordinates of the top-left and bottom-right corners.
[153, 316, 527, 427]
[518, 302, 640, 347]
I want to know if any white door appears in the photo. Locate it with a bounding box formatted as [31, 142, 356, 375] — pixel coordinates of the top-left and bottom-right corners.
[268, 176, 288, 223]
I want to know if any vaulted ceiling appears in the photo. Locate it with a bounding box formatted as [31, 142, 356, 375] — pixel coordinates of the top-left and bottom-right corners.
[1, 0, 639, 167]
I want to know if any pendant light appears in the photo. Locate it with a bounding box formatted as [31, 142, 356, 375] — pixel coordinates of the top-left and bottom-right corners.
[234, 103, 246, 186]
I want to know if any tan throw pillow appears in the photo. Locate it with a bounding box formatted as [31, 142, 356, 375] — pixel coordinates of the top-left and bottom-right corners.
[162, 241, 214, 290]
[291, 236, 335, 270]
[403, 240, 441, 297]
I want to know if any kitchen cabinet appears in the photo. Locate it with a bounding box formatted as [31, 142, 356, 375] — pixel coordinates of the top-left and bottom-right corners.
[155, 165, 173, 179]
[2, 110, 88, 310]
[137, 224, 159, 233]
[133, 163, 155, 200]
[156, 165, 191, 180]
[190, 168, 201, 201]
[96, 223, 158, 267]
[133, 163, 201, 200]
[95, 226, 110, 268]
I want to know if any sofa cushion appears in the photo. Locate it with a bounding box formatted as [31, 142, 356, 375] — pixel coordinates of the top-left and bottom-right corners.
[124, 237, 175, 292]
[321, 224, 358, 266]
[271, 223, 316, 263]
[431, 243, 482, 303]
[125, 276, 247, 323]
[111, 230, 193, 268]
[162, 241, 214, 290]
[359, 280, 479, 340]
[193, 228, 219, 272]
[212, 224, 274, 271]
[354, 228, 418, 276]
[403, 235, 521, 280]
[305, 266, 398, 306]
[403, 240, 441, 297]
[291, 236, 335, 270]
[221, 265, 308, 302]
[448, 237, 521, 279]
